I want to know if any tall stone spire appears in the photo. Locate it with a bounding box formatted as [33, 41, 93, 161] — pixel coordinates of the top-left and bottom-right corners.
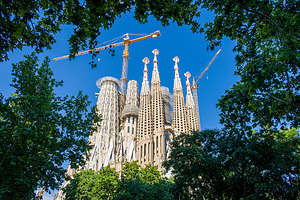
[185, 72, 194, 107]
[141, 57, 150, 95]
[161, 86, 171, 126]
[85, 77, 120, 171]
[150, 49, 165, 170]
[151, 49, 160, 83]
[185, 72, 199, 131]
[172, 56, 188, 135]
[192, 78, 201, 131]
[137, 57, 153, 166]
[119, 80, 139, 165]
[173, 56, 183, 91]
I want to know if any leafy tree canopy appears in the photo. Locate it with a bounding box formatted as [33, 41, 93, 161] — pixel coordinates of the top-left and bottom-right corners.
[116, 162, 174, 200]
[120, 161, 161, 183]
[0, 0, 199, 62]
[63, 168, 119, 200]
[0, 53, 99, 199]
[164, 129, 300, 200]
[204, 0, 299, 131]
[63, 162, 174, 200]
[115, 178, 174, 200]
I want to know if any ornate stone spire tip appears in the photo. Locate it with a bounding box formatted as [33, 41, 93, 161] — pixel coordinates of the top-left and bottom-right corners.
[152, 49, 159, 64]
[142, 57, 149, 64]
[173, 56, 179, 63]
[185, 72, 191, 87]
[173, 56, 179, 71]
[184, 72, 191, 79]
[152, 49, 159, 56]
[142, 57, 149, 72]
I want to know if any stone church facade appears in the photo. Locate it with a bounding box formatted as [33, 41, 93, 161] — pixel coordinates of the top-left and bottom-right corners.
[54, 49, 200, 199]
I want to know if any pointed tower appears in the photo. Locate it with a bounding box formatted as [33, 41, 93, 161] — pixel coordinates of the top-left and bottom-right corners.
[172, 56, 188, 135]
[85, 77, 120, 171]
[137, 57, 153, 166]
[185, 72, 200, 131]
[192, 79, 201, 131]
[161, 86, 171, 126]
[151, 49, 166, 170]
[120, 80, 139, 164]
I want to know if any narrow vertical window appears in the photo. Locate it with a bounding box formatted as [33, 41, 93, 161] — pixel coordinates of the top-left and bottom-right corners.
[148, 142, 150, 158]
[156, 136, 158, 153]
[160, 135, 162, 152]
[128, 126, 130, 133]
[153, 141, 155, 156]
[141, 146, 143, 160]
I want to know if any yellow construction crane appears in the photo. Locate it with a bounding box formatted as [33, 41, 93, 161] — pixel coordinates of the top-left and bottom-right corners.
[192, 49, 222, 129]
[53, 30, 161, 96]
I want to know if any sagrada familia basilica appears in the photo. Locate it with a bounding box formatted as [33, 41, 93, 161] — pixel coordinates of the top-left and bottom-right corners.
[55, 49, 200, 199]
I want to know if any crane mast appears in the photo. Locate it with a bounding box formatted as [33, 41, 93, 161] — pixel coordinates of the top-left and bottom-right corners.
[192, 49, 222, 130]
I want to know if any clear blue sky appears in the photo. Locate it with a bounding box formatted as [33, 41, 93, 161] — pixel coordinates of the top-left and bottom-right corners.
[0, 11, 239, 199]
[0, 12, 238, 131]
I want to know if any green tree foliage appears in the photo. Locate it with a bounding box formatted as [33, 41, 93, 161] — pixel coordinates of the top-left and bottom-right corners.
[0, 54, 99, 199]
[121, 161, 161, 183]
[63, 167, 119, 200]
[164, 129, 300, 200]
[0, 0, 199, 62]
[64, 162, 174, 200]
[203, 1, 299, 131]
[115, 179, 174, 200]
[116, 162, 174, 200]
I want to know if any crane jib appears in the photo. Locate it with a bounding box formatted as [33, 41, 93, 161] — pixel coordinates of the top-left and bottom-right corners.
[53, 31, 160, 61]
[193, 49, 222, 87]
